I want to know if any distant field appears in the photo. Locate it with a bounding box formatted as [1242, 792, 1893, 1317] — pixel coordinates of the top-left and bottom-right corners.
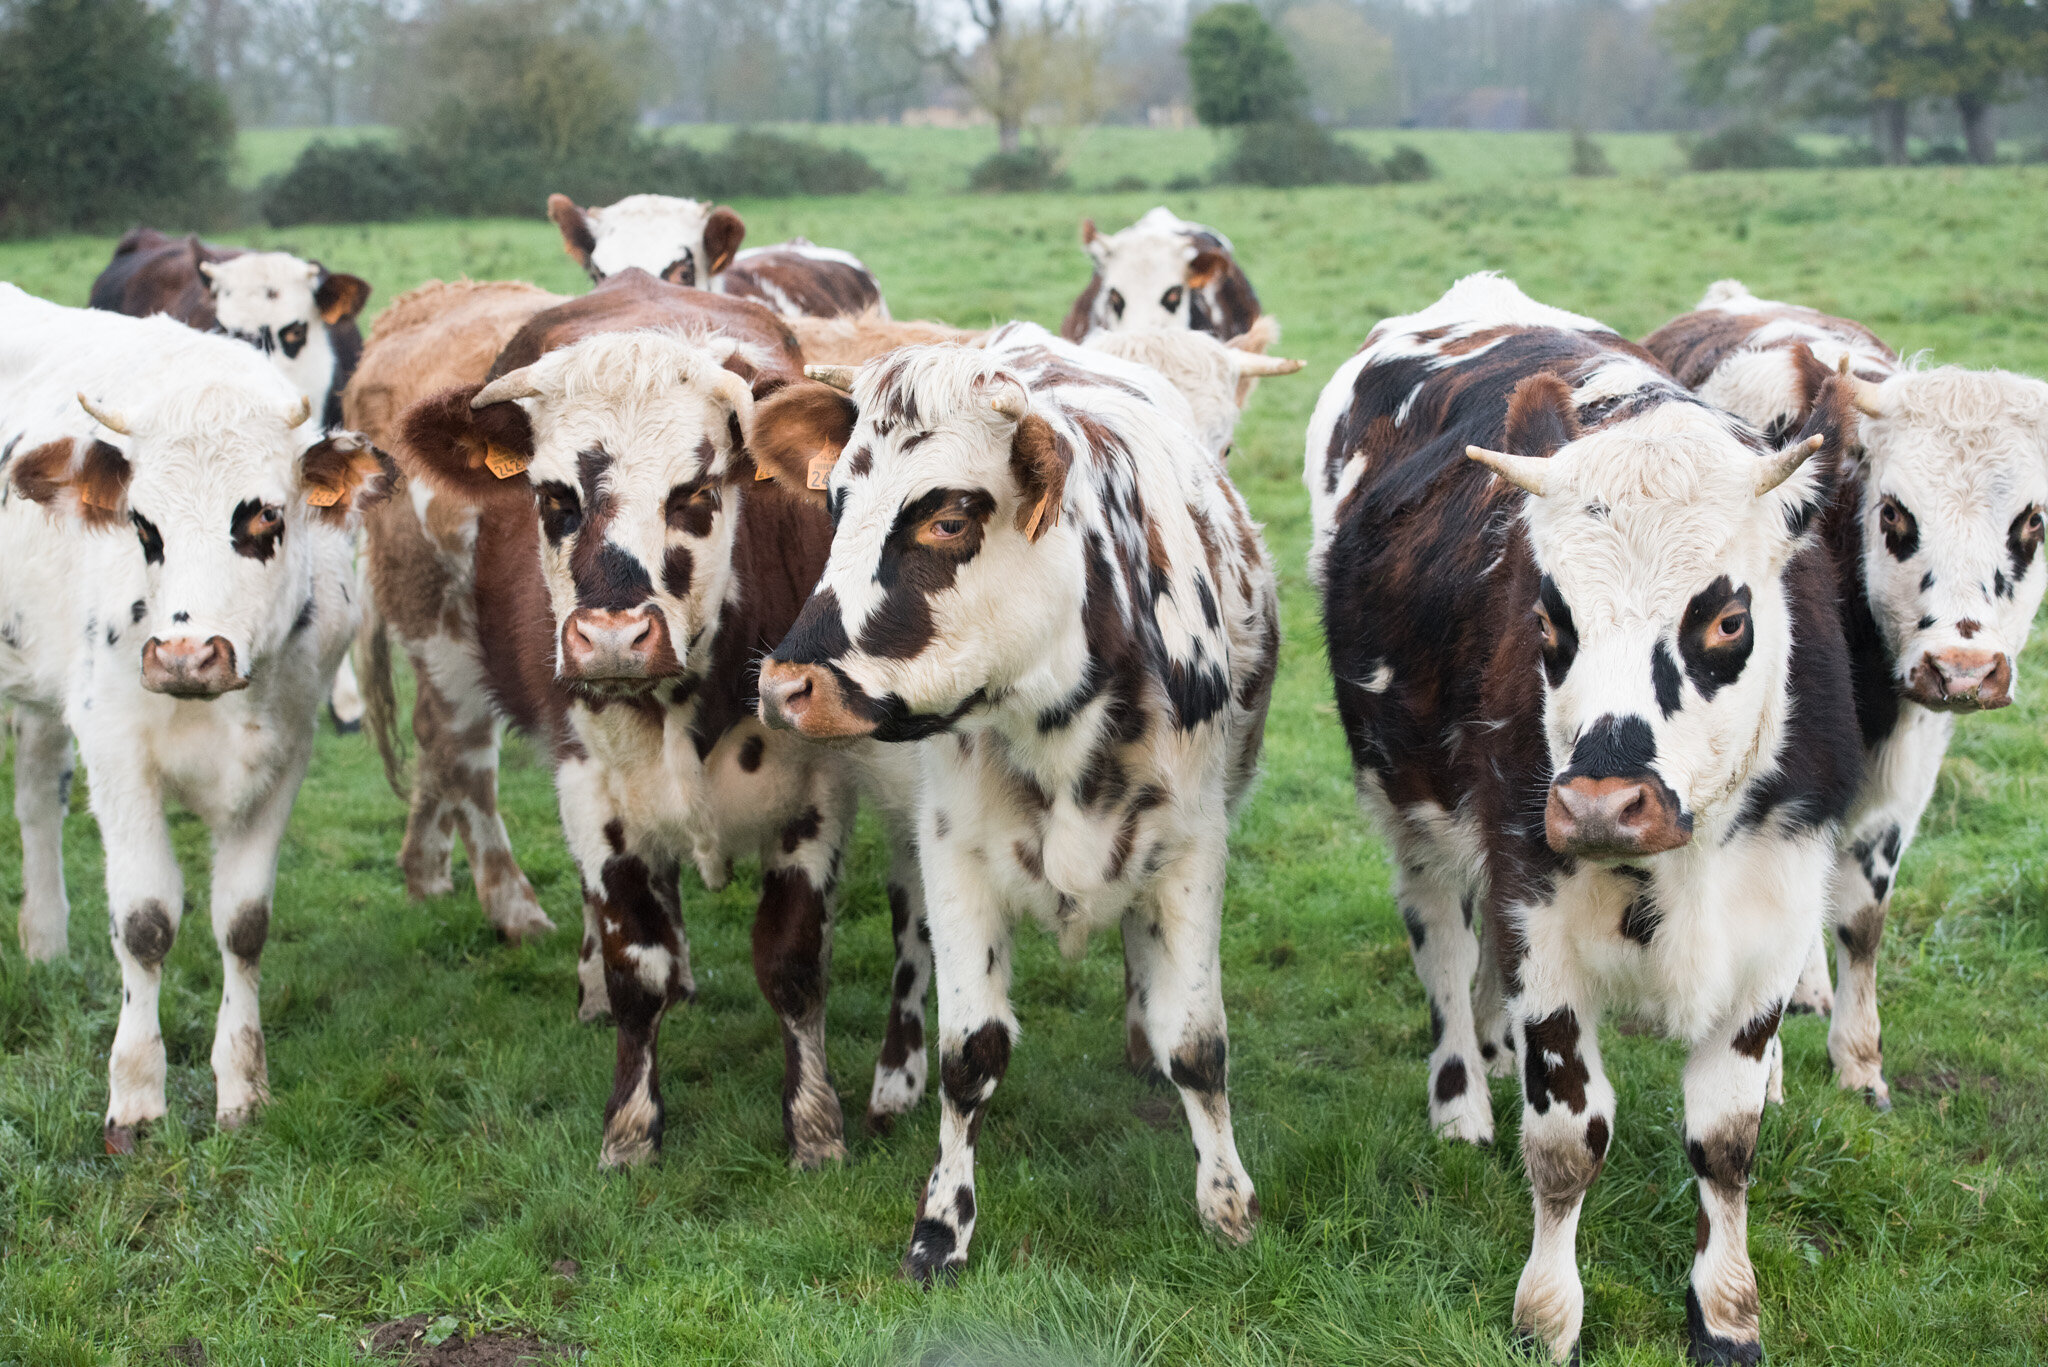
[2, 161, 2046, 1364]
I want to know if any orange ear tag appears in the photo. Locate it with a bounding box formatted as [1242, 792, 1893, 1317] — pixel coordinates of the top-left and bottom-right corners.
[806, 449, 836, 491]
[304, 485, 345, 508]
[81, 486, 122, 512]
[484, 444, 530, 480]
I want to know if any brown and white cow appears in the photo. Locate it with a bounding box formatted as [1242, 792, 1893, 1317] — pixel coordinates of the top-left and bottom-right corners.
[348, 280, 569, 943]
[90, 227, 372, 431]
[1309, 273, 1861, 1363]
[548, 193, 888, 319]
[391, 268, 934, 1167]
[750, 322, 1279, 1281]
[1644, 279, 2048, 1108]
[1, 285, 389, 1145]
[1060, 207, 1261, 343]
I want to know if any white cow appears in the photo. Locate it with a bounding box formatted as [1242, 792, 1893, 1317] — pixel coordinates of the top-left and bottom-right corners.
[0, 284, 388, 1151]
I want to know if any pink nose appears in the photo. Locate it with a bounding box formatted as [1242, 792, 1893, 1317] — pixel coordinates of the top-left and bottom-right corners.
[560, 607, 671, 679]
[140, 636, 246, 697]
[1906, 648, 2012, 710]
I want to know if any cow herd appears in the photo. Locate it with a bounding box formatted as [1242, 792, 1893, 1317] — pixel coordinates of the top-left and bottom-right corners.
[2, 194, 2045, 1365]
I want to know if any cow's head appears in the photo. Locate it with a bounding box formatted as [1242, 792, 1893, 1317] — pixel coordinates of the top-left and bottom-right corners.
[1837, 367, 2048, 711]
[398, 330, 761, 697]
[10, 379, 389, 698]
[751, 350, 1081, 740]
[1079, 207, 1231, 336]
[1081, 318, 1303, 457]
[548, 193, 747, 289]
[1468, 369, 1851, 859]
[199, 251, 370, 408]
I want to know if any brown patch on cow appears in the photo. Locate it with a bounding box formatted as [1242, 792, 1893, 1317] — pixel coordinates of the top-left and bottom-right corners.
[942, 1022, 1013, 1146]
[748, 380, 859, 504]
[1013, 839, 1044, 881]
[358, 1314, 580, 1364]
[300, 434, 394, 524]
[1697, 1206, 1712, 1254]
[1686, 1118, 1759, 1198]
[1010, 414, 1072, 540]
[701, 207, 747, 277]
[1834, 901, 1885, 964]
[1731, 1002, 1784, 1060]
[223, 899, 269, 964]
[121, 900, 176, 969]
[737, 734, 765, 772]
[753, 867, 828, 1022]
[779, 807, 823, 854]
[717, 243, 884, 320]
[1956, 618, 1981, 639]
[1502, 372, 1581, 459]
[10, 438, 133, 528]
[1523, 1008, 1591, 1114]
[1524, 1123, 1606, 1217]
[1434, 1055, 1469, 1102]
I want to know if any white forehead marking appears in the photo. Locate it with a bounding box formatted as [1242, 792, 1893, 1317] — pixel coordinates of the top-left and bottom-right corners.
[207, 253, 319, 313]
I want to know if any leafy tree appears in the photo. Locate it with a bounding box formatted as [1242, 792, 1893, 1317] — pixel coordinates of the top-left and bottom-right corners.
[1185, 3, 1306, 126]
[0, 0, 235, 236]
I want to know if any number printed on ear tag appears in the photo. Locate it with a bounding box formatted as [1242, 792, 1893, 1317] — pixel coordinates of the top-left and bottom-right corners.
[304, 485, 344, 508]
[485, 444, 529, 480]
[807, 451, 835, 490]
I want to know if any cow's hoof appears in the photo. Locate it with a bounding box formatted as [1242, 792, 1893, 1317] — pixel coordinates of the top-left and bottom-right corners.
[863, 1109, 895, 1137]
[404, 872, 455, 901]
[1513, 1330, 1581, 1365]
[491, 909, 556, 945]
[1866, 1085, 1893, 1113]
[104, 1122, 138, 1156]
[598, 1116, 660, 1170]
[901, 1220, 965, 1286]
[328, 707, 363, 736]
[789, 1136, 848, 1170]
[1202, 1184, 1259, 1246]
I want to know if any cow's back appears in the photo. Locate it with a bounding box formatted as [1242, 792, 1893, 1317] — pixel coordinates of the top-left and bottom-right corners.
[491, 269, 803, 383]
[345, 280, 568, 448]
[87, 227, 233, 328]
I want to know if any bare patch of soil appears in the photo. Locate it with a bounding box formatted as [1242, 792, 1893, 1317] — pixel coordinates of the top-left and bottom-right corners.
[360, 1315, 581, 1365]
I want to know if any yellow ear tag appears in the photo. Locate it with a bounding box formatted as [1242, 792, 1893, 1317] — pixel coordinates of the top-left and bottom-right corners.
[806, 450, 836, 491]
[305, 485, 345, 508]
[81, 486, 122, 512]
[485, 444, 530, 480]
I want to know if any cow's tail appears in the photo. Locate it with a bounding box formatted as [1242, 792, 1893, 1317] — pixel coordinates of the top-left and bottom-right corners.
[357, 584, 411, 802]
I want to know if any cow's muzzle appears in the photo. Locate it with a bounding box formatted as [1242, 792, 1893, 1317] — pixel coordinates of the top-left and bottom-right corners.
[757, 660, 878, 739]
[141, 636, 247, 698]
[1903, 648, 2012, 711]
[1545, 773, 1691, 859]
[560, 606, 681, 685]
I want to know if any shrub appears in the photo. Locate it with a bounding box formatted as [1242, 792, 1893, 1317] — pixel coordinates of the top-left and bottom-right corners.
[1381, 144, 1436, 183]
[1164, 171, 1209, 192]
[1214, 120, 1380, 188]
[1186, 4, 1307, 126]
[0, 0, 236, 237]
[968, 146, 1072, 193]
[1916, 142, 1969, 165]
[262, 140, 432, 226]
[1570, 130, 1615, 178]
[1686, 124, 1815, 171]
[1105, 174, 1152, 192]
[1828, 142, 1883, 167]
[699, 130, 888, 197]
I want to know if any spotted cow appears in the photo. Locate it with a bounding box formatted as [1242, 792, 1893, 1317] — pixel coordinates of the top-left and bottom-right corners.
[1060, 206, 1261, 343]
[1644, 279, 2048, 1108]
[390, 269, 934, 1167]
[750, 322, 1279, 1281]
[89, 227, 372, 431]
[0, 284, 389, 1147]
[1308, 273, 1861, 1363]
[548, 192, 887, 319]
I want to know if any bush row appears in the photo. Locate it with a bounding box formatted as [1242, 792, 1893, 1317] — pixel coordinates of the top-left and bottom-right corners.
[966, 123, 1436, 194]
[263, 129, 889, 226]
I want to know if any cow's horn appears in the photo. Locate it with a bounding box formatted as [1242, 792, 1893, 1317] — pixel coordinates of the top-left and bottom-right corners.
[1235, 353, 1307, 378]
[1756, 434, 1824, 496]
[989, 387, 1029, 422]
[77, 392, 131, 435]
[707, 367, 755, 428]
[805, 365, 857, 391]
[1465, 444, 1551, 496]
[472, 368, 544, 408]
[1835, 355, 1886, 419]
[282, 394, 312, 428]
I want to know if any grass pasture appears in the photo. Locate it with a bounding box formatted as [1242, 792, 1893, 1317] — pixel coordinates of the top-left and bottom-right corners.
[2, 144, 2047, 1364]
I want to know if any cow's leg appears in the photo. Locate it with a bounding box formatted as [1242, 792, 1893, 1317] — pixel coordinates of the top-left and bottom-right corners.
[12, 707, 73, 961]
[1681, 1002, 1782, 1365]
[866, 810, 931, 1133]
[903, 862, 1015, 1284]
[1786, 931, 1833, 1016]
[1473, 922, 1516, 1079]
[1827, 830, 1895, 1110]
[1511, 1002, 1616, 1364]
[1133, 839, 1257, 1244]
[575, 886, 610, 1023]
[593, 848, 693, 1168]
[95, 773, 184, 1154]
[327, 652, 364, 733]
[1120, 911, 1163, 1079]
[756, 790, 854, 1167]
[402, 650, 552, 942]
[1398, 861, 1493, 1144]
[205, 754, 309, 1129]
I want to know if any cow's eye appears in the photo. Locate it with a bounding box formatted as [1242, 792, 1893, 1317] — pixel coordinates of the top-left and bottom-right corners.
[666, 484, 720, 531]
[249, 505, 282, 534]
[1161, 285, 1184, 312]
[1878, 498, 1903, 532]
[1107, 288, 1125, 318]
[132, 511, 163, 565]
[1877, 494, 1919, 559]
[916, 504, 978, 549]
[930, 518, 966, 539]
[538, 484, 582, 540]
[1710, 605, 1748, 643]
[1533, 602, 1559, 652]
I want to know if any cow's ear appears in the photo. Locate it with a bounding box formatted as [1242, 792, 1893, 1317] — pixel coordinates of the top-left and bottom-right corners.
[747, 379, 856, 505]
[1503, 372, 1581, 460]
[1082, 218, 1107, 265]
[1010, 414, 1072, 541]
[1785, 341, 1833, 424]
[314, 270, 372, 326]
[300, 431, 395, 524]
[397, 383, 537, 501]
[10, 436, 134, 530]
[703, 206, 746, 277]
[548, 194, 599, 276]
[1186, 247, 1228, 291]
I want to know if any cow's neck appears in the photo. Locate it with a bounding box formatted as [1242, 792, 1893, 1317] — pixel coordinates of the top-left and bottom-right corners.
[272, 332, 338, 425]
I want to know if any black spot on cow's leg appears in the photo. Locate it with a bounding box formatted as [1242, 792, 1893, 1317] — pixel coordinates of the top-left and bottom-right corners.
[1584, 1114, 1609, 1161]
[1731, 1002, 1783, 1060]
[1429, 1000, 1446, 1049]
[903, 1217, 961, 1285]
[596, 854, 689, 1168]
[1401, 905, 1426, 949]
[941, 1021, 1013, 1148]
[1523, 1008, 1590, 1115]
[1434, 1055, 1468, 1102]
[1685, 1286, 1763, 1365]
[120, 901, 175, 968]
[1169, 1035, 1228, 1096]
[223, 899, 269, 965]
[754, 865, 841, 1162]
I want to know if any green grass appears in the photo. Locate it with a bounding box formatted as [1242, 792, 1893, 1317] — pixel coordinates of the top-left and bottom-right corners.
[3, 147, 2048, 1363]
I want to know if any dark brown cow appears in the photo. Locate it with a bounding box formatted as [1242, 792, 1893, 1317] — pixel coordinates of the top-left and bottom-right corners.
[89, 227, 370, 430]
[390, 269, 933, 1168]
[1309, 273, 1861, 1363]
[1060, 206, 1261, 343]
